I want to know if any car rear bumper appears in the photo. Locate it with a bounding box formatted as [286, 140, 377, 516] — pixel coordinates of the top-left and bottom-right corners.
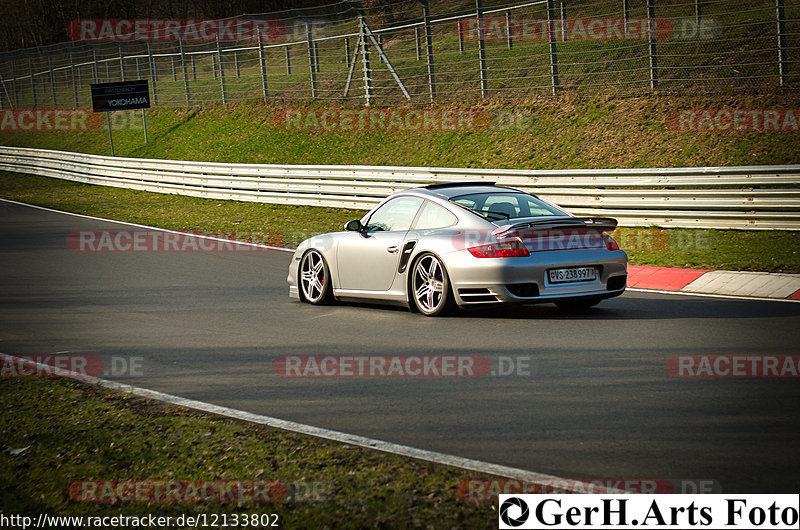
[446, 248, 628, 306]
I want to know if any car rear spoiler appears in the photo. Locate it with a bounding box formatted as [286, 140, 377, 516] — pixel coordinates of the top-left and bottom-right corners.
[491, 216, 618, 237]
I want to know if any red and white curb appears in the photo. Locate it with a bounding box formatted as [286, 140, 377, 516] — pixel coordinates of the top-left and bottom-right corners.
[629, 265, 800, 301]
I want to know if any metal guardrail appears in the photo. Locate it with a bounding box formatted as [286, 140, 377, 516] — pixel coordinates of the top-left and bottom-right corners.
[1, 146, 799, 229]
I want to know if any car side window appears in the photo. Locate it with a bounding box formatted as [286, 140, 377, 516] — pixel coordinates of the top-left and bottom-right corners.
[365, 196, 424, 233]
[414, 200, 458, 230]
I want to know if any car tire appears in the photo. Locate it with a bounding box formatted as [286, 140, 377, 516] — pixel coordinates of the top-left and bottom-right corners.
[410, 253, 454, 317]
[555, 297, 602, 311]
[299, 250, 334, 305]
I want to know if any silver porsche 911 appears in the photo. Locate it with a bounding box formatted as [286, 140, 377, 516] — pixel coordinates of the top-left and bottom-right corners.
[287, 182, 627, 316]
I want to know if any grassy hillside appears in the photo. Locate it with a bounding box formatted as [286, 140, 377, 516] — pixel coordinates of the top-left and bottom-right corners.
[1, 92, 799, 168]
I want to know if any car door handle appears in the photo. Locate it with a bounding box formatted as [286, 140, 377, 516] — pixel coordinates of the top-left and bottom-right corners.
[387, 245, 399, 254]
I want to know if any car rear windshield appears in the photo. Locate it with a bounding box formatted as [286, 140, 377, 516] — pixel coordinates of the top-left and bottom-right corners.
[450, 192, 567, 220]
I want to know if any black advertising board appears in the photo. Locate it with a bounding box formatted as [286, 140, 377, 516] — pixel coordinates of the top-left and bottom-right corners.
[90, 80, 151, 112]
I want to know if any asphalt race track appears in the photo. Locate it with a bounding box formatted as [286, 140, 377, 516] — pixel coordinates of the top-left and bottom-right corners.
[2, 200, 799, 493]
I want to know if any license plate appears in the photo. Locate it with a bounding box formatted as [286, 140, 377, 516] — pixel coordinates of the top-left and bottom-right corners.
[548, 267, 597, 283]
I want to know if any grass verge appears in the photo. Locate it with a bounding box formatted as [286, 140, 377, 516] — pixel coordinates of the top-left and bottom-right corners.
[0, 376, 495, 527]
[1, 172, 799, 273]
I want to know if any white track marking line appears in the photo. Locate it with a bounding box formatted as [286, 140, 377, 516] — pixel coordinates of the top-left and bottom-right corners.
[0, 198, 294, 253]
[0, 352, 622, 494]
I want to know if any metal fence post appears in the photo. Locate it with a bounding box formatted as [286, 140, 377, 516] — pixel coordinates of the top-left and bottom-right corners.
[414, 26, 421, 61]
[216, 36, 227, 103]
[47, 53, 57, 106]
[359, 17, 372, 106]
[258, 33, 268, 99]
[345, 37, 351, 67]
[171, 55, 177, 81]
[148, 44, 158, 106]
[476, 0, 488, 97]
[10, 58, 18, 107]
[285, 47, 292, 74]
[70, 48, 79, 107]
[28, 55, 37, 107]
[547, 0, 560, 95]
[306, 23, 317, 98]
[146, 43, 157, 82]
[623, 0, 630, 37]
[561, 1, 567, 41]
[423, 1, 436, 100]
[180, 40, 190, 104]
[92, 48, 98, 83]
[777, 0, 788, 86]
[314, 41, 321, 72]
[695, 0, 702, 25]
[506, 11, 513, 48]
[212, 54, 218, 80]
[647, 0, 658, 89]
[118, 43, 126, 81]
[234, 50, 241, 77]
[458, 20, 465, 55]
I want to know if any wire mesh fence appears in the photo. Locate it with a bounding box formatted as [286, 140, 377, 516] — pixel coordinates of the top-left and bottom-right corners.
[0, 0, 796, 109]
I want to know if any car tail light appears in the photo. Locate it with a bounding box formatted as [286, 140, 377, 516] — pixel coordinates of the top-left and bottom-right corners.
[602, 233, 620, 251]
[468, 238, 530, 258]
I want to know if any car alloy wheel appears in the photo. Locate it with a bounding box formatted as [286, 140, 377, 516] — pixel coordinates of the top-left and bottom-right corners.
[300, 250, 332, 304]
[411, 253, 453, 316]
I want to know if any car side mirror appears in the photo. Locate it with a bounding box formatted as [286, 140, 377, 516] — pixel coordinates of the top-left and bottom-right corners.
[345, 219, 363, 232]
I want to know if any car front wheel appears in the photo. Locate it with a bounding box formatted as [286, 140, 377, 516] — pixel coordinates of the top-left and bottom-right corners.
[299, 250, 333, 305]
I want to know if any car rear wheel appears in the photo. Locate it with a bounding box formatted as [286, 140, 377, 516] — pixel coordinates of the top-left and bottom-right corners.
[411, 253, 454, 317]
[299, 250, 333, 305]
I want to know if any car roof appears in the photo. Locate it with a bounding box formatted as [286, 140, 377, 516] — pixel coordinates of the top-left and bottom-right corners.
[408, 182, 521, 200]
